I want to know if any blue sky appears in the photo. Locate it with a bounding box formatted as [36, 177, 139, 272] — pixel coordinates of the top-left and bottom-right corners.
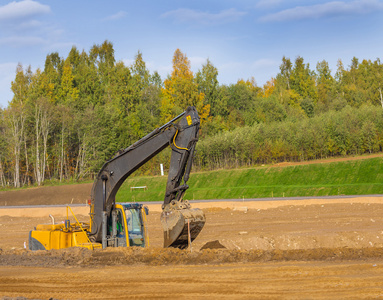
[1, 0, 383, 108]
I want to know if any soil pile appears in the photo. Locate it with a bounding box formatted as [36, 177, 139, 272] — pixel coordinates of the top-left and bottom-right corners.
[0, 183, 92, 206]
[2, 246, 383, 267]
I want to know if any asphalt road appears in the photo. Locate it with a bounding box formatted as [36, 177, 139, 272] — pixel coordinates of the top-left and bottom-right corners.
[1, 194, 382, 209]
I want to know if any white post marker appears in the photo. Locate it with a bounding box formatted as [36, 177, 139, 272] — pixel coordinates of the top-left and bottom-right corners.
[187, 219, 192, 252]
[160, 163, 164, 176]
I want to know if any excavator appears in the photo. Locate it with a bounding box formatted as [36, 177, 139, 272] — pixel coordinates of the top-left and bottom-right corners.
[29, 106, 205, 250]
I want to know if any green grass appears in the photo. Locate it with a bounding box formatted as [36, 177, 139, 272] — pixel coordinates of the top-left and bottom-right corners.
[116, 157, 383, 202]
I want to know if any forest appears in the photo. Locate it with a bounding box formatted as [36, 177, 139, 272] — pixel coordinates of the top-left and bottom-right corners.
[0, 40, 382, 188]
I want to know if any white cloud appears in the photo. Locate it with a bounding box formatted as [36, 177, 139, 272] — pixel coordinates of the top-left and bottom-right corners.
[161, 8, 247, 25]
[103, 11, 127, 21]
[46, 42, 78, 52]
[189, 56, 207, 69]
[0, 1, 68, 49]
[15, 19, 43, 30]
[0, 0, 50, 22]
[259, 0, 383, 22]
[153, 64, 172, 78]
[218, 61, 244, 72]
[0, 36, 47, 47]
[252, 58, 279, 69]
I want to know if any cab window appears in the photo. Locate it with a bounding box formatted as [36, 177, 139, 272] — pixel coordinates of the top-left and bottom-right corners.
[125, 208, 145, 247]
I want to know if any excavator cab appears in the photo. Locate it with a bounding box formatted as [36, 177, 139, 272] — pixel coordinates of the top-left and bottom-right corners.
[122, 203, 148, 247]
[103, 203, 149, 248]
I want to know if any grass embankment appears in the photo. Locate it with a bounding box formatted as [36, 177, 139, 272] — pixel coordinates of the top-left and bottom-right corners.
[116, 157, 383, 202]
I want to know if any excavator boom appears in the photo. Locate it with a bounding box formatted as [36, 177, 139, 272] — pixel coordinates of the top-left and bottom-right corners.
[89, 106, 205, 249]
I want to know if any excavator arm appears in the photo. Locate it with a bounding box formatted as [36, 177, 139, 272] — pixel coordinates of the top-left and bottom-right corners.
[89, 106, 205, 249]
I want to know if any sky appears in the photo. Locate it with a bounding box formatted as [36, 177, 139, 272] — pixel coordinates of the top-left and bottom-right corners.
[1, 0, 383, 108]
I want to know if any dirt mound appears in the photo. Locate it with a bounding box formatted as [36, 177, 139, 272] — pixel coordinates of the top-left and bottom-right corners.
[200, 240, 227, 250]
[0, 247, 93, 267]
[0, 183, 93, 206]
[1, 246, 383, 267]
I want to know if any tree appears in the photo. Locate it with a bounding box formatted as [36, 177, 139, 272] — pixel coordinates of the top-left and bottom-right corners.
[261, 78, 276, 98]
[108, 61, 134, 115]
[131, 51, 150, 91]
[196, 59, 219, 114]
[74, 50, 103, 107]
[227, 80, 255, 111]
[290, 56, 318, 103]
[56, 62, 79, 106]
[274, 57, 295, 106]
[359, 59, 383, 107]
[255, 95, 287, 123]
[161, 49, 210, 123]
[66, 46, 80, 69]
[340, 57, 363, 106]
[316, 60, 335, 105]
[33, 97, 52, 185]
[279, 56, 292, 89]
[27, 68, 57, 185]
[128, 52, 162, 139]
[150, 71, 162, 89]
[0, 108, 7, 187]
[89, 40, 115, 78]
[7, 64, 31, 187]
[4, 102, 25, 187]
[44, 52, 63, 101]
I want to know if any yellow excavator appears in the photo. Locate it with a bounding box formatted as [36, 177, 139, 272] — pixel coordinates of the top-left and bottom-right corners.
[29, 107, 205, 250]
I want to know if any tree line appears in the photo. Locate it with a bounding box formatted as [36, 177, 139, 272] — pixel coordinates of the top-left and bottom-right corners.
[0, 40, 382, 188]
[195, 105, 383, 170]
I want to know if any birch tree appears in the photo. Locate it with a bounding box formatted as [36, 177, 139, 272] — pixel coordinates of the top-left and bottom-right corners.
[5, 103, 25, 187]
[0, 108, 7, 187]
[8, 64, 30, 187]
[32, 97, 52, 185]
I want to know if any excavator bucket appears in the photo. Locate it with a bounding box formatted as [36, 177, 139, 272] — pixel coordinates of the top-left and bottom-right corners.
[161, 208, 205, 249]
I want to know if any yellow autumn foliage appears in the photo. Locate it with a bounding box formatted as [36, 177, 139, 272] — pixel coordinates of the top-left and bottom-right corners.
[262, 78, 275, 98]
[161, 49, 210, 123]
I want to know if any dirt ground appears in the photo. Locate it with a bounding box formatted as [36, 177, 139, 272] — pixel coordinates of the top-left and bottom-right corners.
[0, 182, 94, 206]
[1, 195, 383, 299]
[1, 154, 383, 300]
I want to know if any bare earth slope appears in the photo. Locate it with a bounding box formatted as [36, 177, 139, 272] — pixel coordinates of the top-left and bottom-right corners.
[0, 183, 93, 206]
